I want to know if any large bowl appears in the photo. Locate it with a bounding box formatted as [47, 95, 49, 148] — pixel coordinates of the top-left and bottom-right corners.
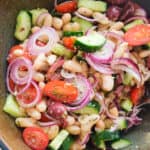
[0, 0, 150, 149]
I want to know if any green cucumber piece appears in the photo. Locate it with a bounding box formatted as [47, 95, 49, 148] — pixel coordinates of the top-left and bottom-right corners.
[49, 130, 69, 150]
[3, 94, 26, 118]
[14, 10, 31, 41]
[123, 20, 144, 31]
[51, 43, 73, 59]
[75, 32, 106, 52]
[121, 98, 133, 112]
[60, 135, 75, 150]
[29, 8, 48, 25]
[63, 31, 83, 37]
[78, 0, 107, 12]
[74, 100, 100, 114]
[72, 17, 92, 32]
[111, 139, 132, 150]
[123, 73, 133, 85]
[92, 130, 120, 144]
[115, 117, 127, 130]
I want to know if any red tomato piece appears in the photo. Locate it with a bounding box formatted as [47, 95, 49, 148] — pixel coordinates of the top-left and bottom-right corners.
[23, 127, 49, 150]
[55, 1, 77, 13]
[43, 80, 78, 103]
[130, 86, 144, 105]
[124, 24, 150, 46]
[62, 37, 76, 50]
[7, 45, 33, 63]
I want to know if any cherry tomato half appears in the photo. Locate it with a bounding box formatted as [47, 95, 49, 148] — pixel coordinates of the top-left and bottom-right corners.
[23, 127, 49, 150]
[124, 24, 150, 46]
[43, 80, 78, 103]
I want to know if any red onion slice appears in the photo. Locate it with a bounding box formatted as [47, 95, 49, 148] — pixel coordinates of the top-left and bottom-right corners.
[111, 58, 142, 83]
[16, 81, 41, 108]
[80, 134, 90, 145]
[74, 11, 97, 22]
[38, 121, 58, 127]
[87, 40, 115, 64]
[125, 16, 149, 24]
[9, 57, 33, 85]
[60, 69, 76, 79]
[27, 27, 59, 55]
[85, 55, 114, 74]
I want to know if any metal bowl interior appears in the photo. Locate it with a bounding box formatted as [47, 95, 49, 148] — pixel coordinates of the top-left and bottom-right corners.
[0, 0, 149, 150]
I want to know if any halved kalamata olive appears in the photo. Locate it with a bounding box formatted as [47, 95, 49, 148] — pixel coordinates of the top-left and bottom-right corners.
[107, 0, 127, 5]
[120, 1, 135, 21]
[106, 6, 122, 21]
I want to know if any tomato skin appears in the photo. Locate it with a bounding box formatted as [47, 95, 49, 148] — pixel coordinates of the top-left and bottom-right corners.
[124, 24, 150, 46]
[55, 1, 77, 13]
[43, 80, 78, 103]
[23, 127, 49, 150]
[130, 86, 144, 105]
[62, 37, 76, 50]
[7, 45, 33, 63]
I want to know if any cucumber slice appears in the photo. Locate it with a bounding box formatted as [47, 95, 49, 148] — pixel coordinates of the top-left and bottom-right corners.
[72, 17, 92, 32]
[115, 117, 127, 130]
[3, 94, 26, 118]
[29, 8, 48, 25]
[123, 73, 133, 85]
[74, 100, 100, 114]
[51, 43, 73, 59]
[92, 130, 120, 144]
[14, 10, 31, 41]
[123, 20, 144, 31]
[111, 139, 132, 150]
[78, 0, 107, 12]
[49, 130, 69, 150]
[75, 32, 106, 52]
[63, 31, 83, 37]
[121, 99, 133, 112]
[60, 135, 74, 150]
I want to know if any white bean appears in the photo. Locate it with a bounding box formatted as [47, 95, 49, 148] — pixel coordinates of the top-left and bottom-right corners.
[109, 107, 119, 117]
[15, 117, 37, 127]
[62, 13, 71, 24]
[66, 125, 81, 135]
[63, 60, 83, 73]
[101, 75, 114, 91]
[31, 26, 40, 33]
[43, 14, 53, 27]
[71, 22, 80, 31]
[66, 116, 75, 126]
[77, 7, 93, 17]
[33, 72, 45, 82]
[36, 100, 47, 112]
[52, 17, 63, 30]
[63, 22, 80, 31]
[46, 54, 57, 65]
[33, 53, 49, 71]
[47, 125, 59, 140]
[26, 108, 41, 120]
[95, 119, 105, 131]
[39, 82, 46, 89]
[139, 50, 150, 58]
[110, 22, 124, 31]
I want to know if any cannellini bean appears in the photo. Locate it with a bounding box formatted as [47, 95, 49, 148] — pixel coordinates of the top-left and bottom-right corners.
[56, 30, 63, 38]
[31, 26, 40, 33]
[101, 75, 114, 91]
[109, 107, 119, 117]
[33, 53, 49, 71]
[52, 17, 63, 30]
[95, 119, 105, 131]
[109, 22, 124, 31]
[66, 115, 75, 126]
[33, 72, 45, 82]
[139, 50, 150, 58]
[47, 125, 59, 140]
[62, 13, 71, 24]
[26, 108, 41, 120]
[36, 100, 47, 112]
[37, 14, 52, 27]
[63, 60, 83, 73]
[63, 23, 72, 31]
[15, 117, 37, 127]
[39, 81, 46, 89]
[104, 119, 113, 129]
[77, 7, 93, 17]
[71, 22, 80, 31]
[46, 54, 57, 65]
[63, 22, 80, 31]
[66, 125, 81, 135]
[114, 42, 129, 58]
[93, 12, 110, 25]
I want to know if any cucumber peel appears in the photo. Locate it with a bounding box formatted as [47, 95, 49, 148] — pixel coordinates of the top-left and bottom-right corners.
[121, 98, 133, 112]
